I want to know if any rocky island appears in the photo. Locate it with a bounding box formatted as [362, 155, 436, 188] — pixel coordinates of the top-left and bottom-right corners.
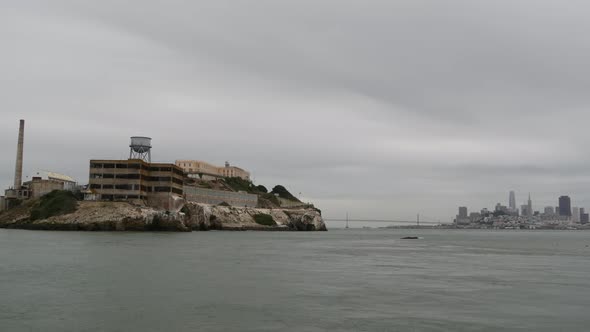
[0, 123, 326, 232]
[0, 190, 326, 232]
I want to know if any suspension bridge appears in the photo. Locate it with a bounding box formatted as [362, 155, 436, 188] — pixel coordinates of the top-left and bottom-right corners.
[324, 214, 445, 226]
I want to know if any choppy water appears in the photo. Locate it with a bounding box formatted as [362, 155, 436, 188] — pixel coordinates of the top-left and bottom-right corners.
[0, 229, 589, 332]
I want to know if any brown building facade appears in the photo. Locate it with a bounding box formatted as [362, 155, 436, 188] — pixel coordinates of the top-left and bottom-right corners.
[88, 159, 184, 210]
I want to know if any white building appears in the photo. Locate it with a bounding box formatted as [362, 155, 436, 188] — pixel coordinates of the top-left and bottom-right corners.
[572, 207, 580, 223]
[29, 171, 77, 191]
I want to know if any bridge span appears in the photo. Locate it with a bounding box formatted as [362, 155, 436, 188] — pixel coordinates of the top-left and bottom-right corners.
[324, 218, 441, 225]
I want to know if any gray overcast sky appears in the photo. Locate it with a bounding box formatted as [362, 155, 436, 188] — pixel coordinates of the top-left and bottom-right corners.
[2, 0, 590, 223]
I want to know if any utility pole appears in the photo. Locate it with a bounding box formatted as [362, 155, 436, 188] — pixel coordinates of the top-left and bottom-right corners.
[417, 213, 420, 227]
[346, 212, 349, 229]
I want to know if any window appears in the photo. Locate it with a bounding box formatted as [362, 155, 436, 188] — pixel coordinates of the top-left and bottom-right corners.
[150, 177, 171, 182]
[115, 174, 140, 180]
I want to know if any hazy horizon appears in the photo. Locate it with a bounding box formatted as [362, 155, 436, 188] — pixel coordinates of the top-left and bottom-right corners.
[3, 1, 590, 222]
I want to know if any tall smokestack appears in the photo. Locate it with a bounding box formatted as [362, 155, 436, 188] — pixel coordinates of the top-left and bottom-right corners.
[14, 120, 24, 190]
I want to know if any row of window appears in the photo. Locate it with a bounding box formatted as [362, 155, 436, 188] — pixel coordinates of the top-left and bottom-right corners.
[89, 184, 183, 194]
[90, 163, 184, 175]
[90, 174, 183, 184]
[100, 195, 147, 201]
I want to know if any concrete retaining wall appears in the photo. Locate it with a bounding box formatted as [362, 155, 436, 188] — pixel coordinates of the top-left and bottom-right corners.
[184, 186, 258, 207]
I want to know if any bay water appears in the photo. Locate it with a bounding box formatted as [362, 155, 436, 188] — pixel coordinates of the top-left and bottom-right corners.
[1, 229, 589, 331]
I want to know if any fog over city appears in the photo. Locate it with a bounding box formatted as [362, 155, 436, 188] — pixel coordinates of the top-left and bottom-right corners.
[3, 0, 590, 221]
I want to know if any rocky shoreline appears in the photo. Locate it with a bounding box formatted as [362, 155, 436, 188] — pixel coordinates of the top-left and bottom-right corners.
[0, 200, 327, 232]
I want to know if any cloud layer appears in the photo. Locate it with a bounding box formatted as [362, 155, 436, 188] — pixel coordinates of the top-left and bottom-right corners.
[2, 1, 590, 223]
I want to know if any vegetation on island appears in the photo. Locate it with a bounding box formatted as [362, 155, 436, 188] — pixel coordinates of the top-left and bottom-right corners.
[30, 190, 78, 221]
[223, 177, 262, 193]
[270, 185, 301, 202]
[222, 178, 299, 202]
[260, 193, 280, 206]
[253, 213, 276, 226]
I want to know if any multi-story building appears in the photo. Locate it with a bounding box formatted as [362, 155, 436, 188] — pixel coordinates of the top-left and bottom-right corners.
[509, 191, 516, 211]
[521, 205, 530, 217]
[88, 159, 184, 210]
[175, 160, 250, 181]
[24, 171, 77, 199]
[572, 207, 580, 223]
[544, 206, 555, 215]
[559, 196, 572, 217]
[458, 207, 468, 218]
[456, 206, 470, 224]
[495, 203, 508, 214]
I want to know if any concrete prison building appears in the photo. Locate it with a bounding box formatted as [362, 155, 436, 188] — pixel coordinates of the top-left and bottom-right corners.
[25, 171, 77, 199]
[88, 159, 184, 210]
[175, 160, 250, 181]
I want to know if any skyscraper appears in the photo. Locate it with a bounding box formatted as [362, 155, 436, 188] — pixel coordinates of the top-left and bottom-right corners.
[521, 205, 529, 217]
[458, 207, 468, 219]
[572, 207, 580, 223]
[527, 193, 533, 217]
[509, 191, 516, 211]
[559, 196, 572, 217]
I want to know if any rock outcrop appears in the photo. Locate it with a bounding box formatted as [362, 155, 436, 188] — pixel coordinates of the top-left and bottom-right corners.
[0, 200, 327, 232]
[0, 201, 191, 231]
[182, 203, 327, 231]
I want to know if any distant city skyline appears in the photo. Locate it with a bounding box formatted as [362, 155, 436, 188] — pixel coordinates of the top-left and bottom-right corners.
[457, 190, 586, 223]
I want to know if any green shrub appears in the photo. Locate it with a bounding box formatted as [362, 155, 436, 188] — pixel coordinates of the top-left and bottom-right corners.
[271, 185, 300, 202]
[30, 190, 78, 221]
[255, 185, 268, 193]
[224, 177, 255, 192]
[261, 193, 280, 206]
[253, 213, 276, 226]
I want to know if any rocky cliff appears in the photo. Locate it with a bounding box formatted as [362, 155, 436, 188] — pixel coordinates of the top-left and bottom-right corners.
[183, 203, 327, 231]
[0, 200, 327, 232]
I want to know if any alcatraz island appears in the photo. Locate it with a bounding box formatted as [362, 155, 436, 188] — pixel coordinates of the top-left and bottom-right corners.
[0, 120, 326, 232]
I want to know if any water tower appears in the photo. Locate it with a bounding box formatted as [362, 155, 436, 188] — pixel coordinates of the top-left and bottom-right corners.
[129, 136, 152, 162]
